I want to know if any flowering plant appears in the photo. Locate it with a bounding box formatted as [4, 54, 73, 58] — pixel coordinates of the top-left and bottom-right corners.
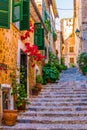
[21, 21, 34, 40]
[21, 20, 46, 67]
[0, 63, 7, 73]
[25, 42, 45, 67]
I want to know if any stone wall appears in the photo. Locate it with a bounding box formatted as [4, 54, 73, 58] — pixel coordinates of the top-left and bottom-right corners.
[0, 23, 19, 124]
[81, 0, 87, 52]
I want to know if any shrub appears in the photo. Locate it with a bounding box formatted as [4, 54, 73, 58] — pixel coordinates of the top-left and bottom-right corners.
[77, 52, 87, 75]
[70, 63, 76, 68]
[53, 31, 57, 42]
[36, 75, 43, 84]
[42, 63, 59, 83]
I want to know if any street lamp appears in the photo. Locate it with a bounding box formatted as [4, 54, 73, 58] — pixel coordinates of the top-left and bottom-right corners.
[75, 29, 80, 37]
[75, 28, 87, 41]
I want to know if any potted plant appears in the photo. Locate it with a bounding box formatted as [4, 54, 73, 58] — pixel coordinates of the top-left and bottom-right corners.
[36, 75, 43, 91]
[11, 83, 29, 111]
[31, 85, 39, 95]
[10, 71, 30, 111]
[3, 68, 30, 126]
[3, 109, 18, 126]
[0, 65, 18, 126]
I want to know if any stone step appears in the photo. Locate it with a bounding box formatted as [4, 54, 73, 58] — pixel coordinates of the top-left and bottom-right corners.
[28, 105, 87, 111]
[41, 89, 87, 92]
[38, 94, 87, 98]
[30, 97, 87, 102]
[40, 92, 87, 95]
[17, 116, 87, 124]
[19, 110, 87, 117]
[31, 102, 87, 107]
[2, 123, 87, 130]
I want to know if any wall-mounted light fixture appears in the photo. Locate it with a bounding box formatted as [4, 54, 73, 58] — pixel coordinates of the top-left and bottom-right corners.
[75, 28, 87, 41]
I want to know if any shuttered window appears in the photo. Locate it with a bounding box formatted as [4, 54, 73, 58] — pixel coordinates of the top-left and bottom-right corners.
[0, 0, 10, 29]
[12, 0, 23, 22]
[34, 23, 44, 50]
[20, 0, 30, 30]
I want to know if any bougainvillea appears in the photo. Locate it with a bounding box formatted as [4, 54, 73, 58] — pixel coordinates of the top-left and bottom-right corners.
[21, 20, 45, 67]
[0, 63, 7, 73]
[25, 42, 45, 62]
[21, 20, 35, 40]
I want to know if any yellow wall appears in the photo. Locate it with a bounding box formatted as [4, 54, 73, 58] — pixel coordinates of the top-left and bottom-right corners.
[0, 23, 19, 123]
[0, 24, 19, 84]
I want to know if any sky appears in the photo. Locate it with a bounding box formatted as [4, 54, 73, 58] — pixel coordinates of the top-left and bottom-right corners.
[55, 0, 74, 30]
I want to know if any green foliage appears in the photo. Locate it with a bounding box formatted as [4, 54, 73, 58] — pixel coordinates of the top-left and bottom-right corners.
[53, 31, 57, 42]
[42, 63, 59, 82]
[36, 75, 43, 84]
[10, 67, 30, 109]
[49, 52, 67, 72]
[49, 51, 59, 68]
[45, 19, 51, 32]
[61, 57, 65, 65]
[70, 63, 76, 68]
[77, 52, 87, 75]
[60, 57, 68, 70]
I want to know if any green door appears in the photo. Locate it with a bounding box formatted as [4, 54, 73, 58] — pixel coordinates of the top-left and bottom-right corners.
[20, 50, 27, 93]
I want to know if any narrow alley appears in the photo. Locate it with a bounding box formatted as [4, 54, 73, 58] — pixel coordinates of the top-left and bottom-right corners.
[1, 68, 87, 130]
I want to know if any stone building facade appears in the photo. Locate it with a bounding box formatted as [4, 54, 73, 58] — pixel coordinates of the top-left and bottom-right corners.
[0, 0, 58, 125]
[60, 18, 77, 67]
[0, 0, 47, 124]
[74, 0, 87, 54]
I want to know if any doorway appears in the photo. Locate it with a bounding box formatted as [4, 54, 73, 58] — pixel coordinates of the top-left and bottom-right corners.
[20, 50, 27, 93]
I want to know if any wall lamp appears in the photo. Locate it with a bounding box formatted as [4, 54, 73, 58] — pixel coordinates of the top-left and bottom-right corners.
[75, 28, 87, 41]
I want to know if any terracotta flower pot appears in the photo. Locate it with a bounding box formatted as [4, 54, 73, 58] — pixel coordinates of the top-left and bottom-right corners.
[3, 109, 18, 126]
[32, 88, 39, 95]
[17, 101, 26, 110]
[36, 83, 42, 91]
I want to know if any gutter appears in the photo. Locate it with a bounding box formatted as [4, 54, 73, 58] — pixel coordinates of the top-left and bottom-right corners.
[31, 0, 48, 34]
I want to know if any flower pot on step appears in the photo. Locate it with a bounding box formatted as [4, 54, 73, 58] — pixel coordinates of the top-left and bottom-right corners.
[3, 109, 18, 126]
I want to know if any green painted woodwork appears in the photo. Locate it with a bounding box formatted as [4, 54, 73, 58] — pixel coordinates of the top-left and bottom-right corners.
[20, 0, 30, 30]
[12, 0, 23, 22]
[44, 11, 47, 21]
[34, 23, 44, 50]
[0, 0, 10, 29]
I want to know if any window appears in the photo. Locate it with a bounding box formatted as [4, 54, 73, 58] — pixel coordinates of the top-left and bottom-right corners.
[12, 0, 23, 22]
[69, 47, 74, 52]
[70, 58, 74, 63]
[34, 23, 44, 50]
[0, 0, 30, 30]
[0, 0, 10, 29]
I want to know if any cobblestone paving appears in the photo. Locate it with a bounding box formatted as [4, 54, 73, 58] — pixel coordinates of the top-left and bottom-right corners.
[1, 68, 87, 130]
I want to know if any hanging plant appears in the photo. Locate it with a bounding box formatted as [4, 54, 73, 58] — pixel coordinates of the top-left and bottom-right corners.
[21, 20, 35, 40]
[25, 42, 45, 66]
[53, 31, 57, 42]
[45, 19, 51, 32]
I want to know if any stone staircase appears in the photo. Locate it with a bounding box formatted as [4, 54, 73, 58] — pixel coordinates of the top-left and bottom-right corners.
[1, 68, 87, 130]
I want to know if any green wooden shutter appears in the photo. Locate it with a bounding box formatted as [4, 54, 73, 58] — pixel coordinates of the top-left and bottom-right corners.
[42, 28, 45, 50]
[44, 11, 47, 22]
[34, 23, 44, 50]
[0, 0, 10, 29]
[20, 0, 30, 30]
[12, 0, 23, 22]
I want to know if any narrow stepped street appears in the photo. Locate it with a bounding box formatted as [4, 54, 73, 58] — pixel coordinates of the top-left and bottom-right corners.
[1, 68, 87, 130]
